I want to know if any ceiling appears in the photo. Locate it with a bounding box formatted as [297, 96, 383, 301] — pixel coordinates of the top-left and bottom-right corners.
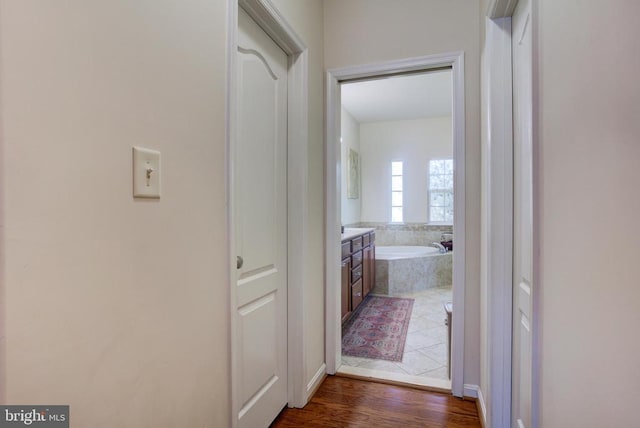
[341, 69, 452, 123]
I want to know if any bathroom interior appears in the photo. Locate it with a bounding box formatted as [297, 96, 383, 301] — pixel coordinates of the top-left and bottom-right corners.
[339, 69, 454, 385]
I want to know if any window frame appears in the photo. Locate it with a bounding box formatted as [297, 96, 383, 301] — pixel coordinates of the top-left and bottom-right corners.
[428, 158, 454, 225]
[390, 160, 403, 223]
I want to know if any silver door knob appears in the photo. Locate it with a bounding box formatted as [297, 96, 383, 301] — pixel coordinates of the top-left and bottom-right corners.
[236, 256, 244, 269]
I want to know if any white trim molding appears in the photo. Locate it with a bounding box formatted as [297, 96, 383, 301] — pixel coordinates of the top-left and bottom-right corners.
[464, 383, 479, 399]
[531, 2, 540, 427]
[238, 0, 305, 54]
[325, 51, 466, 397]
[477, 387, 488, 428]
[482, 1, 539, 427]
[227, 1, 310, 426]
[487, 0, 518, 19]
[482, 12, 514, 428]
[324, 71, 342, 376]
[305, 363, 327, 401]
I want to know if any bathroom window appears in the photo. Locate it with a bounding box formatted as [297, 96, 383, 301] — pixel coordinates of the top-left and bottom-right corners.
[428, 159, 453, 223]
[391, 161, 403, 223]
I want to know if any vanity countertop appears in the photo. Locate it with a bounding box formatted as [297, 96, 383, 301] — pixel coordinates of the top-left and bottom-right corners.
[341, 227, 375, 241]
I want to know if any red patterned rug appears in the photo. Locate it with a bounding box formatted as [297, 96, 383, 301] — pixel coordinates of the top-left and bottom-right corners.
[342, 295, 414, 362]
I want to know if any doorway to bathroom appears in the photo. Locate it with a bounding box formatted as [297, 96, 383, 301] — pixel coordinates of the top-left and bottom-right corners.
[325, 52, 466, 396]
[340, 70, 453, 387]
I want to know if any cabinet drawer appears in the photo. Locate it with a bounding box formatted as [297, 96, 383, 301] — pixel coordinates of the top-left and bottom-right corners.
[351, 279, 363, 310]
[351, 263, 362, 283]
[363, 233, 370, 246]
[351, 250, 363, 267]
[341, 241, 351, 259]
[351, 236, 363, 252]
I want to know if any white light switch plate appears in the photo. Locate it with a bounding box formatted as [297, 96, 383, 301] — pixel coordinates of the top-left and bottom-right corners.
[133, 146, 161, 198]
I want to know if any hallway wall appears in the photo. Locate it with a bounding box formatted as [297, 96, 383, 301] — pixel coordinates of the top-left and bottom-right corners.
[536, 1, 640, 426]
[324, 0, 482, 388]
[0, 0, 325, 425]
[0, 1, 230, 426]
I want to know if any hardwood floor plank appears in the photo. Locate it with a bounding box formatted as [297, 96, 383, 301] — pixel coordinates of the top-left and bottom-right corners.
[271, 376, 481, 427]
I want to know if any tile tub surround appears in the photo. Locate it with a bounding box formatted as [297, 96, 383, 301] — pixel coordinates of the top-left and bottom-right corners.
[374, 249, 452, 295]
[345, 222, 453, 247]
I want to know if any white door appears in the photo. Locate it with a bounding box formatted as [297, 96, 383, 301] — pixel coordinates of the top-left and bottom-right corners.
[512, 0, 533, 427]
[234, 8, 288, 428]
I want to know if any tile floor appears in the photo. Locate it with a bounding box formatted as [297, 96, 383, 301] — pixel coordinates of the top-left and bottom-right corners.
[340, 285, 453, 380]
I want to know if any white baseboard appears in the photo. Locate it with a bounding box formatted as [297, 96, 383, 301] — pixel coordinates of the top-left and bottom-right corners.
[305, 363, 326, 401]
[477, 387, 488, 428]
[463, 383, 479, 398]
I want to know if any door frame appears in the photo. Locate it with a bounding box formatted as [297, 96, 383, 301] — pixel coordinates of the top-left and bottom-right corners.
[483, 0, 538, 426]
[227, 0, 309, 424]
[324, 52, 467, 397]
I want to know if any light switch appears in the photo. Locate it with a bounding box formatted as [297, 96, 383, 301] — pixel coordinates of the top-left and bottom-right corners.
[133, 146, 161, 198]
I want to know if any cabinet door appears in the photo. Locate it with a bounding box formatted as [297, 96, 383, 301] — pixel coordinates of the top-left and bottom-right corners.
[341, 258, 351, 323]
[341, 241, 351, 259]
[351, 278, 364, 311]
[362, 245, 372, 297]
[369, 244, 375, 293]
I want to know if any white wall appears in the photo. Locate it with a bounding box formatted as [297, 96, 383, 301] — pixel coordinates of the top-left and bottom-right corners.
[324, 0, 482, 388]
[0, 0, 325, 424]
[360, 117, 452, 223]
[0, 1, 229, 425]
[536, 1, 640, 426]
[341, 107, 361, 225]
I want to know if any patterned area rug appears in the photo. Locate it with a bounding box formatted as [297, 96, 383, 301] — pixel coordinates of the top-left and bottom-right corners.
[342, 295, 414, 362]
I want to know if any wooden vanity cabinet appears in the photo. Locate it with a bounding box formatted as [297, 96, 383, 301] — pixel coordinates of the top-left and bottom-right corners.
[341, 257, 351, 323]
[341, 231, 375, 323]
[351, 278, 363, 310]
[362, 245, 373, 296]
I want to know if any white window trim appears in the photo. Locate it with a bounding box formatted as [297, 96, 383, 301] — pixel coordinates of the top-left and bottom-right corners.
[391, 160, 404, 223]
[428, 158, 454, 224]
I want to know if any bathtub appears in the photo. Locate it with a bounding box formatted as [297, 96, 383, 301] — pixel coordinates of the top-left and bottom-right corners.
[374, 246, 452, 295]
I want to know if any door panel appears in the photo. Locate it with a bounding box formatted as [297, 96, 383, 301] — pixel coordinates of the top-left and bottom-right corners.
[235, 8, 288, 428]
[512, 0, 533, 426]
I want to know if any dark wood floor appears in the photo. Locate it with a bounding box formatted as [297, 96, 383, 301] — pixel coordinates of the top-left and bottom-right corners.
[271, 376, 482, 427]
